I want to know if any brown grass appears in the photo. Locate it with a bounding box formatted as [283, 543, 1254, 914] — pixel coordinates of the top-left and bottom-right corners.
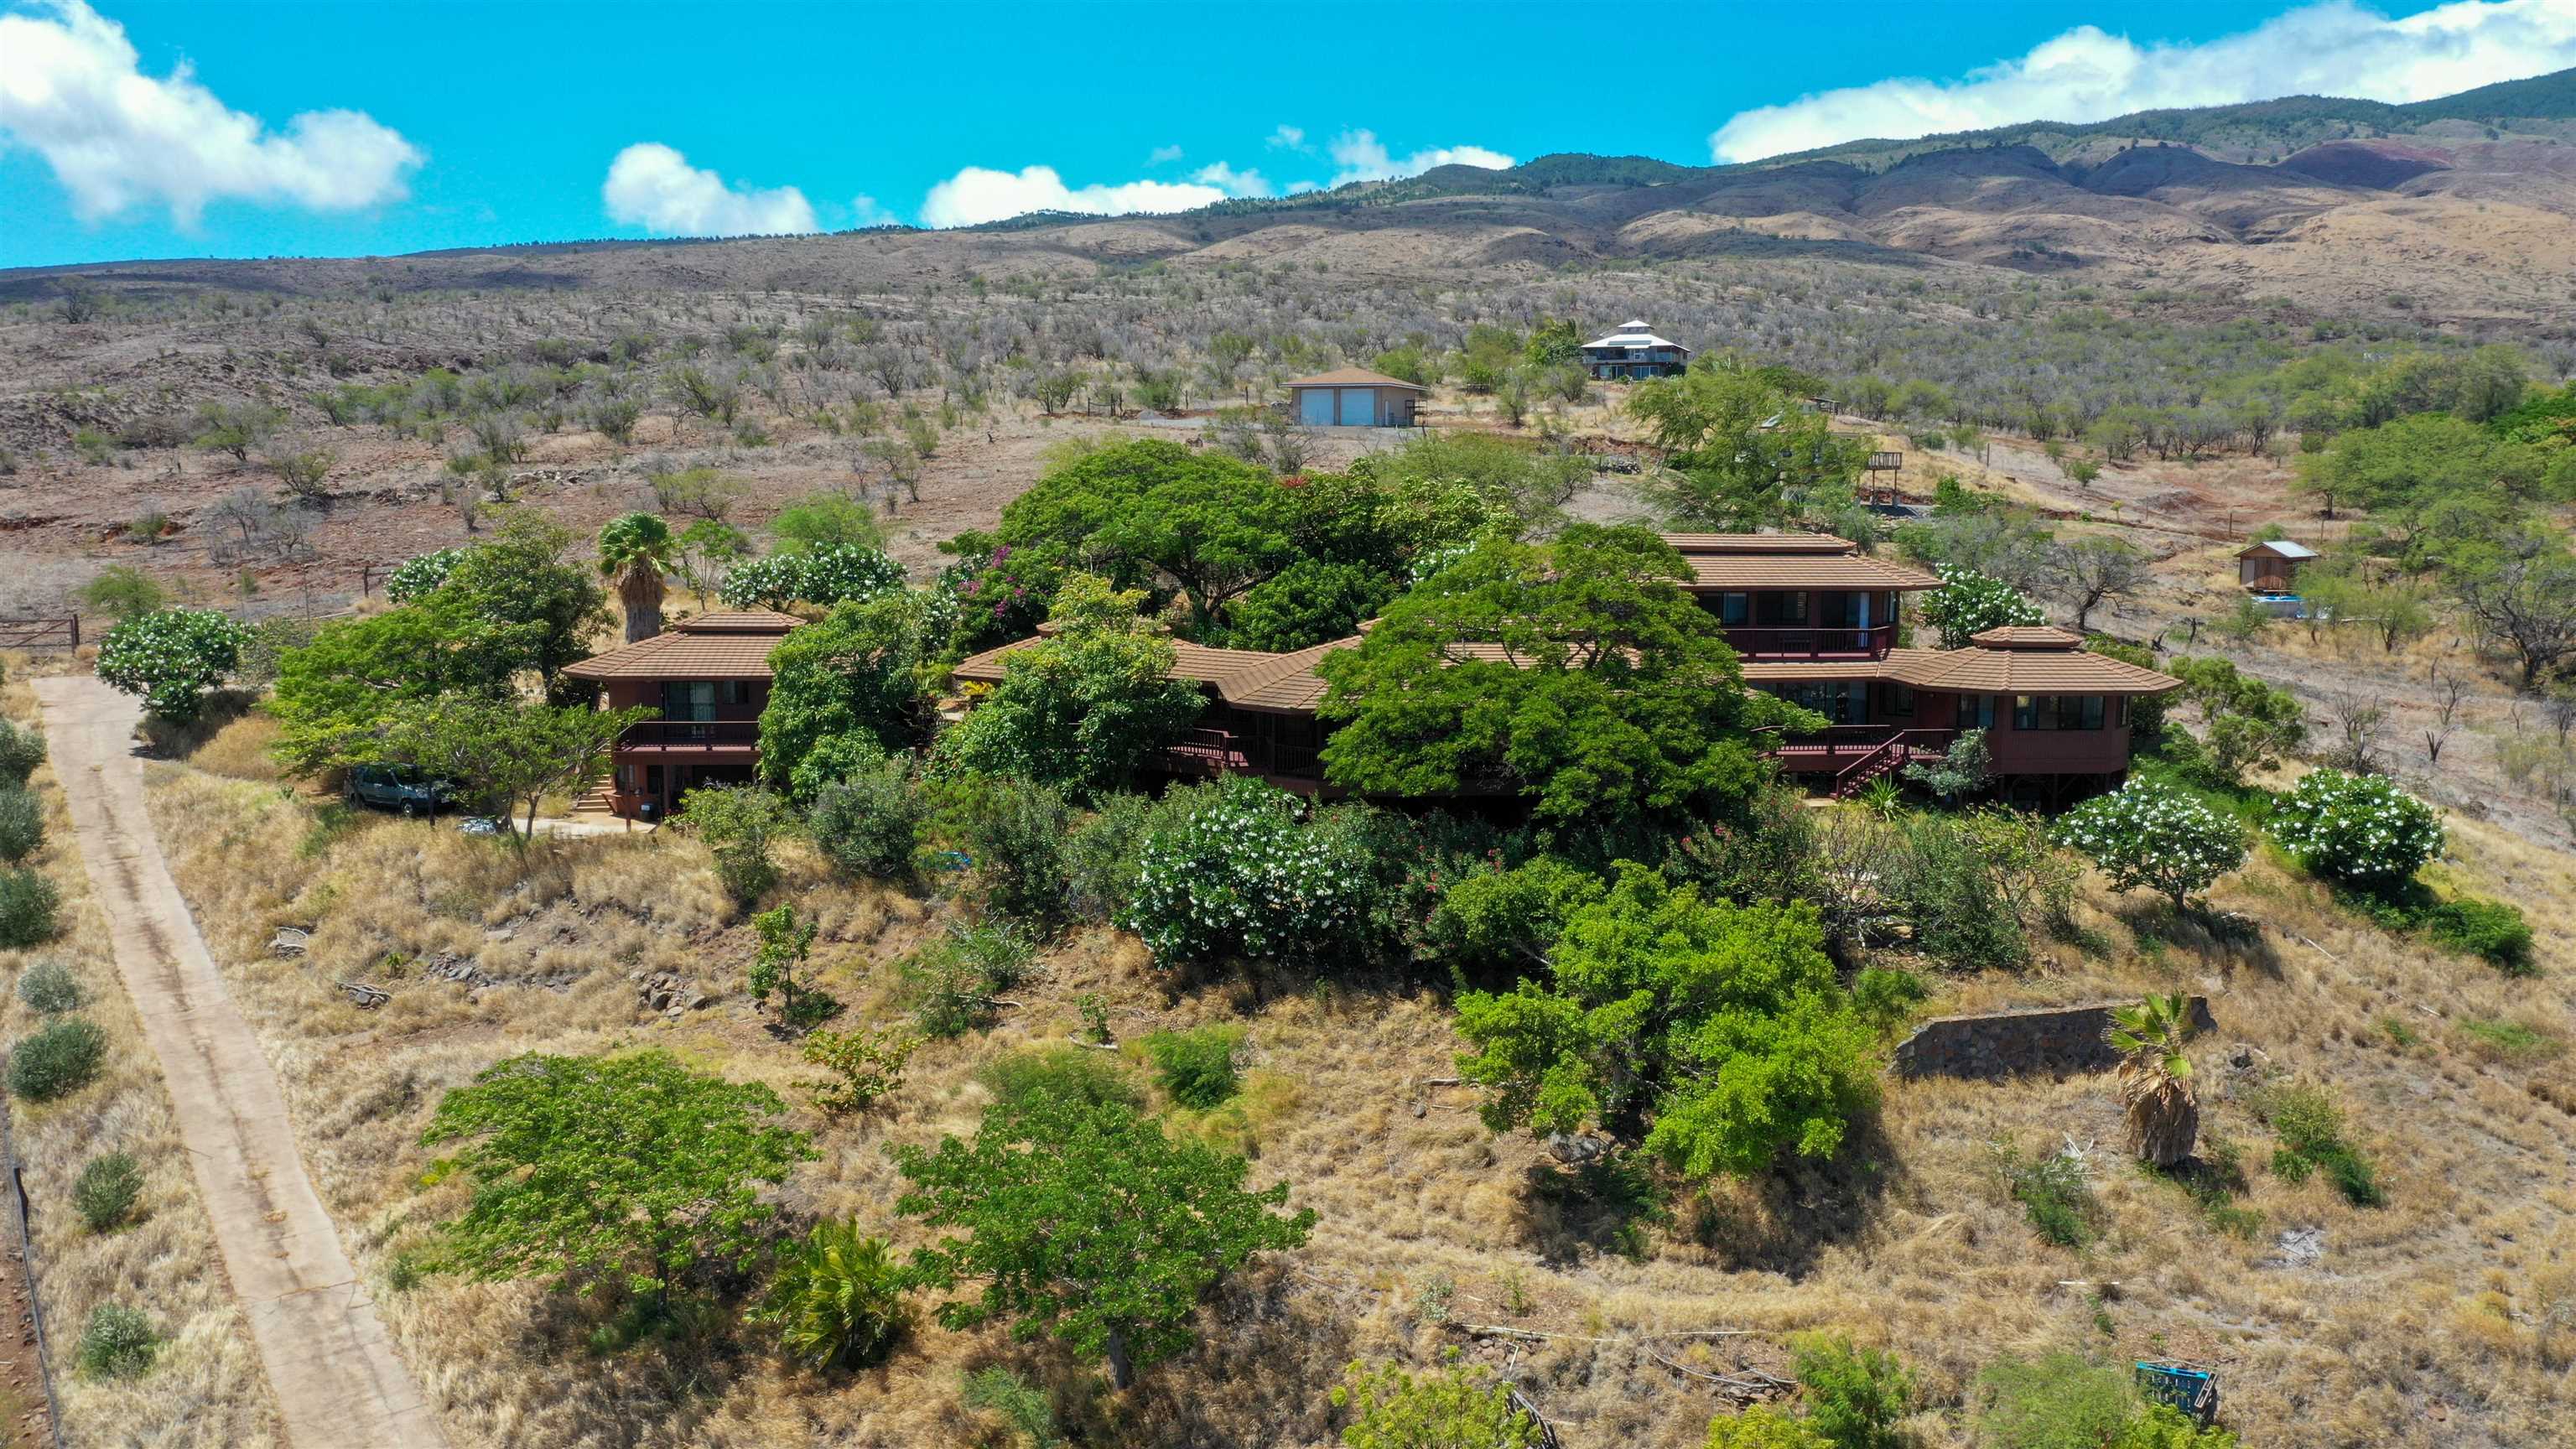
[0, 678, 282, 1446]
[128, 756, 2576, 1449]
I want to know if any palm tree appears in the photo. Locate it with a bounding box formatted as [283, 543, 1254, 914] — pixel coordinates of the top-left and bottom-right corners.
[598, 512, 678, 642]
[2106, 993, 2199, 1167]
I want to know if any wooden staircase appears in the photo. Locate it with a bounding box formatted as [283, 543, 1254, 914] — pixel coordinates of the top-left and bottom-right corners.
[1826, 729, 1952, 800]
[569, 776, 617, 815]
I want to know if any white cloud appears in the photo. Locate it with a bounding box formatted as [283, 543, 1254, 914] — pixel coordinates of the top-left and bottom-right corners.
[1190, 161, 1273, 196]
[917, 162, 1270, 228]
[0, 0, 420, 225]
[602, 143, 818, 236]
[1148, 143, 1186, 164]
[1268, 124, 1308, 150]
[1711, 0, 2576, 162]
[848, 195, 898, 229]
[1327, 129, 1515, 185]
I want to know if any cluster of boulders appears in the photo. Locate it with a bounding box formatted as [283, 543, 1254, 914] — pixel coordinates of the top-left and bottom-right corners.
[632, 969, 710, 1018]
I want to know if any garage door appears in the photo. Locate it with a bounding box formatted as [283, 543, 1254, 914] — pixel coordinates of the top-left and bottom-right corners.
[1299, 389, 1334, 425]
[1337, 388, 1377, 426]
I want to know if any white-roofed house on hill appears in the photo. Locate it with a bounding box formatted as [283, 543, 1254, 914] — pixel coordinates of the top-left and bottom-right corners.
[1581, 319, 1691, 381]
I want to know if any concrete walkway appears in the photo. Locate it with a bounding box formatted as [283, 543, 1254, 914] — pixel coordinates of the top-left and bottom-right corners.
[34, 677, 447, 1449]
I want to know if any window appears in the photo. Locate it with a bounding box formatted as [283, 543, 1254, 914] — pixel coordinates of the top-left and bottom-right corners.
[1771, 680, 1867, 725]
[1716, 592, 1749, 626]
[1956, 693, 1997, 730]
[1880, 682, 1914, 718]
[661, 681, 717, 720]
[2012, 694, 2106, 731]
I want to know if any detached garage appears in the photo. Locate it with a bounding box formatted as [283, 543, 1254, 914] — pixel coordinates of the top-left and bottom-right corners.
[1281, 368, 1425, 428]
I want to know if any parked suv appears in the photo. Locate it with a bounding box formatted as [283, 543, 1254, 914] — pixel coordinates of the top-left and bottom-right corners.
[344, 764, 454, 817]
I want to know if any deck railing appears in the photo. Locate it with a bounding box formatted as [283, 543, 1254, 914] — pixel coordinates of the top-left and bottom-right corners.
[1721, 622, 1896, 658]
[619, 720, 759, 748]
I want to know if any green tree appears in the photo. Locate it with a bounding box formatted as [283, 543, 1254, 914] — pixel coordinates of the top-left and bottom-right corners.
[995, 439, 1300, 630]
[769, 490, 886, 553]
[95, 608, 250, 723]
[2167, 657, 2305, 784]
[1332, 1356, 1544, 1449]
[433, 512, 610, 698]
[673, 519, 750, 609]
[378, 696, 649, 842]
[890, 1092, 1313, 1389]
[419, 1052, 812, 1308]
[597, 512, 678, 643]
[2055, 782, 2246, 911]
[2296, 413, 2545, 519]
[2267, 769, 2444, 885]
[74, 565, 167, 620]
[1453, 865, 1878, 1179]
[2106, 994, 2200, 1167]
[756, 590, 938, 789]
[1218, 558, 1396, 652]
[940, 574, 1206, 801]
[267, 605, 540, 774]
[1318, 526, 1797, 826]
[1628, 366, 1869, 529]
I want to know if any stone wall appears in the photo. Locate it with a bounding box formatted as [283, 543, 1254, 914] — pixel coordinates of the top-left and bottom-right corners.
[1891, 997, 2218, 1079]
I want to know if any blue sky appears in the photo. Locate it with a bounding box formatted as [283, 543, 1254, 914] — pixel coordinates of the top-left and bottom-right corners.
[3, 0, 2573, 269]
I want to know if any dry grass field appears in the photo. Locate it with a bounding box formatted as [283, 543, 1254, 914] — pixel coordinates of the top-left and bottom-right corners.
[0, 668, 281, 1447]
[126, 713, 2576, 1449]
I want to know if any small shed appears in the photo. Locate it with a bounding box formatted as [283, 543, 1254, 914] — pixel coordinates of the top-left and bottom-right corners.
[1281, 368, 1425, 428]
[2236, 539, 2318, 593]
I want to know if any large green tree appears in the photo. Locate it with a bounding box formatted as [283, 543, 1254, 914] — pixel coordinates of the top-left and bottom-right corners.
[597, 512, 678, 643]
[891, 1092, 1312, 1389]
[2294, 413, 2550, 519]
[434, 511, 610, 697]
[379, 696, 650, 842]
[940, 574, 1206, 800]
[267, 605, 543, 773]
[1453, 865, 1880, 1180]
[1627, 365, 1870, 529]
[1317, 525, 1798, 825]
[997, 439, 1301, 630]
[419, 1052, 812, 1307]
[757, 589, 938, 793]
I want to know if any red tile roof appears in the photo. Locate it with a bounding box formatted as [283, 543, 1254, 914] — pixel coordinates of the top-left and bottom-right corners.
[564, 610, 802, 681]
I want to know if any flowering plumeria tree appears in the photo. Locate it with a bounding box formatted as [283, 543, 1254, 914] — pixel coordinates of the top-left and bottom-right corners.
[1918, 565, 2046, 648]
[719, 545, 904, 610]
[2267, 769, 2444, 885]
[95, 608, 250, 723]
[1119, 776, 1374, 966]
[383, 547, 464, 603]
[2054, 780, 2246, 911]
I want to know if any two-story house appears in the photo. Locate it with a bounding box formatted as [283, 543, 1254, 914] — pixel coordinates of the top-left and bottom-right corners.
[951, 534, 2179, 806]
[563, 609, 801, 818]
[1580, 319, 1691, 381]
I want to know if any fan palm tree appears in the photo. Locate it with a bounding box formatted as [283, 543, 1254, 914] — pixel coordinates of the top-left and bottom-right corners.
[2106, 993, 2199, 1167]
[598, 512, 678, 642]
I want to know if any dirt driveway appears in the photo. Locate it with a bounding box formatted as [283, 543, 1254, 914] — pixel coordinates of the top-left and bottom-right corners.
[33, 676, 446, 1449]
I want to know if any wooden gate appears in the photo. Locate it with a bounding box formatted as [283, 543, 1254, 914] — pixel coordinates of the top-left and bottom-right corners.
[0, 616, 77, 650]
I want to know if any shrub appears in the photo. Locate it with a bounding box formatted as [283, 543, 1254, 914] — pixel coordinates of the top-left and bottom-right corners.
[0, 867, 57, 948]
[1973, 1353, 2139, 1449]
[681, 785, 796, 904]
[961, 1366, 1061, 1446]
[897, 922, 1034, 1037]
[978, 1045, 1144, 1116]
[2267, 769, 2443, 885]
[1918, 564, 2044, 648]
[1885, 813, 2033, 972]
[1333, 1356, 1545, 1449]
[0, 787, 42, 865]
[2254, 1082, 2383, 1207]
[2424, 896, 2534, 974]
[1418, 856, 1604, 974]
[0, 720, 45, 785]
[95, 607, 250, 723]
[1064, 792, 1168, 922]
[1996, 1140, 2099, 1249]
[808, 754, 927, 878]
[73, 1152, 143, 1233]
[1788, 1333, 1914, 1449]
[75, 1303, 158, 1380]
[756, 1219, 909, 1370]
[2055, 782, 2245, 911]
[16, 958, 80, 1014]
[1705, 1407, 1831, 1449]
[949, 776, 1074, 927]
[720, 544, 904, 610]
[8, 1015, 104, 1100]
[1119, 776, 1378, 967]
[801, 1026, 917, 1114]
[1145, 1025, 1244, 1109]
